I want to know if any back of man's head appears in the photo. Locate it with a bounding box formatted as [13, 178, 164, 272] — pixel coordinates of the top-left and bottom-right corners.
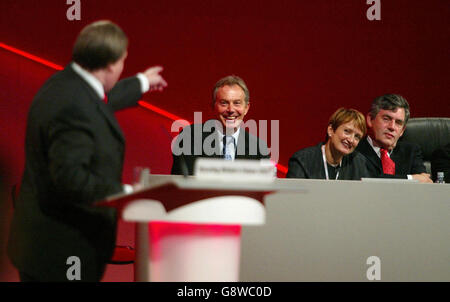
[369, 94, 410, 124]
[72, 20, 128, 71]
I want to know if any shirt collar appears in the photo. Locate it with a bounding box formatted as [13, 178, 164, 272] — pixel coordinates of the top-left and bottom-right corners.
[71, 62, 105, 100]
[367, 136, 392, 158]
[216, 126, 240, 145]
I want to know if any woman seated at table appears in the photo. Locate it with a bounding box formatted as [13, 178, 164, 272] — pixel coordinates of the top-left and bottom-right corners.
[286, 107, 369, 180]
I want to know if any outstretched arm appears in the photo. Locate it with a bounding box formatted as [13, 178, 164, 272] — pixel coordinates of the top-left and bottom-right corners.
[108, 65, 168, 111]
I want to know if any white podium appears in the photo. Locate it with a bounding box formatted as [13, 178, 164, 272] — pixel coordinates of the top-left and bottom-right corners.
[98, 175, 298, 282]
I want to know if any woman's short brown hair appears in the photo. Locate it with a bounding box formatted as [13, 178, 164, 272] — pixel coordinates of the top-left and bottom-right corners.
[326, 107, 367, 140]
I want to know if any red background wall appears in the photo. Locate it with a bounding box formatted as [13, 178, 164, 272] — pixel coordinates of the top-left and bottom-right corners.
[0, 0, 448, 281]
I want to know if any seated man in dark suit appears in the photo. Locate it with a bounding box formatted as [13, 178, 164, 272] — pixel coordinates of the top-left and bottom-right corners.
[356, 94, 432, 183]
[431, 143, 450, 183]
[8, 20, 167, 282]
[171, 75, 270, 175]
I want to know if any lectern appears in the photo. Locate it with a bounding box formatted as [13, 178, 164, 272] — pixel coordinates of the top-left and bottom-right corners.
[97, 174, 279, 282]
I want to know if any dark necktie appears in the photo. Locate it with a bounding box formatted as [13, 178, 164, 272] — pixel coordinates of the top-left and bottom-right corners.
[380, 148, 395, 175]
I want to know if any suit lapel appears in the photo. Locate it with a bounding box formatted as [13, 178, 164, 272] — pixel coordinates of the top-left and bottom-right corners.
[68, 66, 125, 144]
[201, 124, 221, 158]
[390, 143, 408, 174]
[96, 101, 125, 144]
[359, 138, 382, 173]
[315, 143, 327, 179]
[235, 129, 248, 159]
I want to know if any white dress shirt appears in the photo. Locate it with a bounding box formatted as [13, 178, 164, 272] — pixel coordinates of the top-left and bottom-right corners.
[216, 127, 241, 161]
[71, 62, 150, 100]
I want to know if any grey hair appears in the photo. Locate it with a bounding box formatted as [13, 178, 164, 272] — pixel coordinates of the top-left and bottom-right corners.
[369, 94, 410, 124]
[212, 75, 249, 107]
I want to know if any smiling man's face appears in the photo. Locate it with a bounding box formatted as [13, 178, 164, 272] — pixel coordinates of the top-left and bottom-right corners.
[214, 84, 250, 132]
[367, 108, 406, 151]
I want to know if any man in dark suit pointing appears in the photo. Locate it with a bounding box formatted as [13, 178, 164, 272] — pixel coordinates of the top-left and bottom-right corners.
[356, 94, 432, 183]
[8, 20, 167, 281]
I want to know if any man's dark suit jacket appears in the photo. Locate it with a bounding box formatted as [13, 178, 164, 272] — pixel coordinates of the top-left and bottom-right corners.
[286, 143, 370, 180]
[7, 64, 142, 281]
[355, 137, 427, 179]
[171, 122, 270, 175]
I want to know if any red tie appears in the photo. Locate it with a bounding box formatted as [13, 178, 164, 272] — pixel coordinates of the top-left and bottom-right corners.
[103, 94, 108, 104]
[380, 148, 395, 175]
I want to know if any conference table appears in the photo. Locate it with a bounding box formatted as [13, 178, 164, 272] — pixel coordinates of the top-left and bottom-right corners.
[240, 178, 450, 281]
[102, 175, 450, 281]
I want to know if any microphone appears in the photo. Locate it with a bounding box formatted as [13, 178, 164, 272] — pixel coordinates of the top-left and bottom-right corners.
[179, 152, 189, 178]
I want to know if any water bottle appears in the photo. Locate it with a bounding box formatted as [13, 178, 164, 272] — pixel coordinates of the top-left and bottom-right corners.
[435, 172, 445, 184]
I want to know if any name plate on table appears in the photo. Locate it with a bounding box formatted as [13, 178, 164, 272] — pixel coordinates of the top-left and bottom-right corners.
[194, 159, 276, 182]
[361, 178, 419, 183]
